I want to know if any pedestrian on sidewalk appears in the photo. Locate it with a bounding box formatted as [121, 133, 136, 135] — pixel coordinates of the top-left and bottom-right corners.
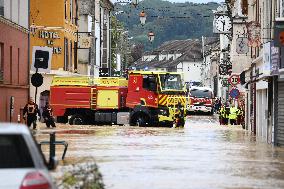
[42, 102, 56, 128]
[23, 98, 41, 129]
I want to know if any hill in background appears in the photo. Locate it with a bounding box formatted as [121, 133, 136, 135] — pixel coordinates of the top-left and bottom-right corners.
[115, 0, 219, 51]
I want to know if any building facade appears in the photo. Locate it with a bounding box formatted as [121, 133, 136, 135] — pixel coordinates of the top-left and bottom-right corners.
[224, 0, 282, 145]
[29, 0, 78, 111]
[0, 0, 29, 122]
[77, 0, 113, 76]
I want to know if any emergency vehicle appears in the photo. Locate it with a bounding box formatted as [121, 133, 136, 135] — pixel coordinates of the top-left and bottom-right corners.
[186, 86, 214, 115]
[50, 71, 190, 127]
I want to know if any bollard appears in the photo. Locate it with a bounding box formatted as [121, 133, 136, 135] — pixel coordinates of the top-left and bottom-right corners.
[49, 132, 56, 168]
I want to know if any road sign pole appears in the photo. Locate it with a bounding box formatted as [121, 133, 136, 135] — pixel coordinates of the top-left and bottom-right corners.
[34, 68, 39, 104]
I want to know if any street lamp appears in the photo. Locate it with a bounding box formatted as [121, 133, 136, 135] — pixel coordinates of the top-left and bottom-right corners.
[148, 31, 155, 43]
[139, 10, 146, 26]
[132, 0, 139, 8]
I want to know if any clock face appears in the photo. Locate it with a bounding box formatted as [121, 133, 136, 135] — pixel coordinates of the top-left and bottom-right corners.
[214, 15, 232, 33]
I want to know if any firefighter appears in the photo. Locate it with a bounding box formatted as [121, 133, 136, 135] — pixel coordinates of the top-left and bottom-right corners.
[237, 104, 245, 127]
[229, 104, 238, 125]
[23, 98, 41, 129]
[173, 102, 185, 128]
[42, 102, 56, 128]
[223, 102, 230, 125]
[219, 104, 225, 125]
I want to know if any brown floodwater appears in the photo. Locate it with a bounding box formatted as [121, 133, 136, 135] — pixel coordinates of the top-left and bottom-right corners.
[36, 116, 284, 189]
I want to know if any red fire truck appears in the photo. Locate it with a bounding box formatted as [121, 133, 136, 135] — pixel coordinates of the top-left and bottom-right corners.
[186, 86, 214, 115]
[50, 71, 190, 126]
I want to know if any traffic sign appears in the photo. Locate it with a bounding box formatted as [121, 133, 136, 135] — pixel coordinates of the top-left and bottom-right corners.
[229, 74, 240, 86]
[31, 46, 52, 73]
[221, 78, 229, 87]
[230, 88, 240, 99]
[31, 73, 43, 87]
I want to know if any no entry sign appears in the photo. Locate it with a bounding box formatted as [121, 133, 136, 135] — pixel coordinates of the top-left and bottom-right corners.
[229, 74, 240, 86]
[230, 88, 240, 99]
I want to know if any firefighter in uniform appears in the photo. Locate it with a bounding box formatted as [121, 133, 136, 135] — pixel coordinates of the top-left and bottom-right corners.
[229, 104, 238, 125]
[219, 105, 225, 125]
[42, 102, 56, 128]
[223, 103, 230, 125]
[173, 102, 185, 128]
[23, 98, 41, 129]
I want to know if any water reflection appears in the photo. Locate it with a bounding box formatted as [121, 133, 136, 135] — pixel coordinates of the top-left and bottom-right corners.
[36, 116, 284, 189]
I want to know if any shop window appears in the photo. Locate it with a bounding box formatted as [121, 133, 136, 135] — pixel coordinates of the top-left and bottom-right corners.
[0, 43, 3, 81]
[64, 38, 69, 71]
[0, 0, 3, 16]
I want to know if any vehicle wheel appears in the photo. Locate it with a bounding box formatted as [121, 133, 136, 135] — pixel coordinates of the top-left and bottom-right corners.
[134, 114, 149, 127]
[69, 114, 84, 125]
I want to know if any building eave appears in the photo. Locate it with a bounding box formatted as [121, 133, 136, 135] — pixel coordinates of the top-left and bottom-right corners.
[0, 16, 29, 34]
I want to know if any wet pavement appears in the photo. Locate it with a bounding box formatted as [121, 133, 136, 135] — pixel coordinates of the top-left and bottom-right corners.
[36, 115, 284, 189]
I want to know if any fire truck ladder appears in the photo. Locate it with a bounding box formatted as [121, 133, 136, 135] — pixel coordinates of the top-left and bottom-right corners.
[91, 87, 97, 109]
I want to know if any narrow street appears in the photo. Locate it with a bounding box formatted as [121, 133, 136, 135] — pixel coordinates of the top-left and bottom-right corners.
[37, 116, 284, 189]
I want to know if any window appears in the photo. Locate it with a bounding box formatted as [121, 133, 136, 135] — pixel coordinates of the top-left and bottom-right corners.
[70, 0, 72, 19]
[0, 135, 34, 168]
[0, 43, 3, 81]
[64, 38, 69, 71]
[64, 0, 67, 20]
[159, 74, 183, 91]
[0, 0, 3, 16]
[143, 75, 157, 92]
[70, 41, 72, 71]
[190, 89, 213, 98]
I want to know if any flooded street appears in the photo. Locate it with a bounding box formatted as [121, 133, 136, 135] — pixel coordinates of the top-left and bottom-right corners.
[37, 116, 284, 189]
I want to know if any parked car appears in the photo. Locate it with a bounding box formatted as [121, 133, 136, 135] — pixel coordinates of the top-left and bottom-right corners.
[0, 123, 56, 189]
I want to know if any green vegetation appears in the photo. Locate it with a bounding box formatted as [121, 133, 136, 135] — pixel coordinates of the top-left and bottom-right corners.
[115, 0, 219, 51]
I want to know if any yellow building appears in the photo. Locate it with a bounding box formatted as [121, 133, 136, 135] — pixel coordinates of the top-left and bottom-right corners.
[29, 0, 78, 110]
[30, 0, 78, 71]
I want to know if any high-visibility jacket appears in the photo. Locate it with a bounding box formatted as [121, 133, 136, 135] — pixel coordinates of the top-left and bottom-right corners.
[220, 107, 225, 117]
[229, 107, 238, 120]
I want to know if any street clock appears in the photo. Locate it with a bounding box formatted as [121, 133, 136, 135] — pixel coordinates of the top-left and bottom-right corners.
[214, 15, 232, 33]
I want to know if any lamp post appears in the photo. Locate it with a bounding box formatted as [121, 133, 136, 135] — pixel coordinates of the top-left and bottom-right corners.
[148, 31, 155, 43]
[139, 10, 146, 26]
[132, 0, 139, 8]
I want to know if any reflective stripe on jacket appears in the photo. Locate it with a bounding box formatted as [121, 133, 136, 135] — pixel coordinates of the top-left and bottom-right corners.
[229, 107, 238, 120]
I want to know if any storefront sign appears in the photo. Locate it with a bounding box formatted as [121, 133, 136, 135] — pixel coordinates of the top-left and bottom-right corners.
[274, 20, 284, 47]
[39, 30, 62, 54]
[271, 43, 280, 75]
[246, 21, 261, 47]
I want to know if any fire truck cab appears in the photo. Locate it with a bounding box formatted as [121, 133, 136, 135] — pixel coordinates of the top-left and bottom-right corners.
[50, 71, 189, 127]
[186, 86, 214, 115]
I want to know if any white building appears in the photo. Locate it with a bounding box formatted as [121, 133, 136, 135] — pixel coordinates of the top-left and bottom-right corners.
[135, 39, 203, 84]
[77, 0, 113, 76]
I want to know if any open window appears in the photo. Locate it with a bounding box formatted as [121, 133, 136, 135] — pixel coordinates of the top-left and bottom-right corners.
[143, 75, 157, 92]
